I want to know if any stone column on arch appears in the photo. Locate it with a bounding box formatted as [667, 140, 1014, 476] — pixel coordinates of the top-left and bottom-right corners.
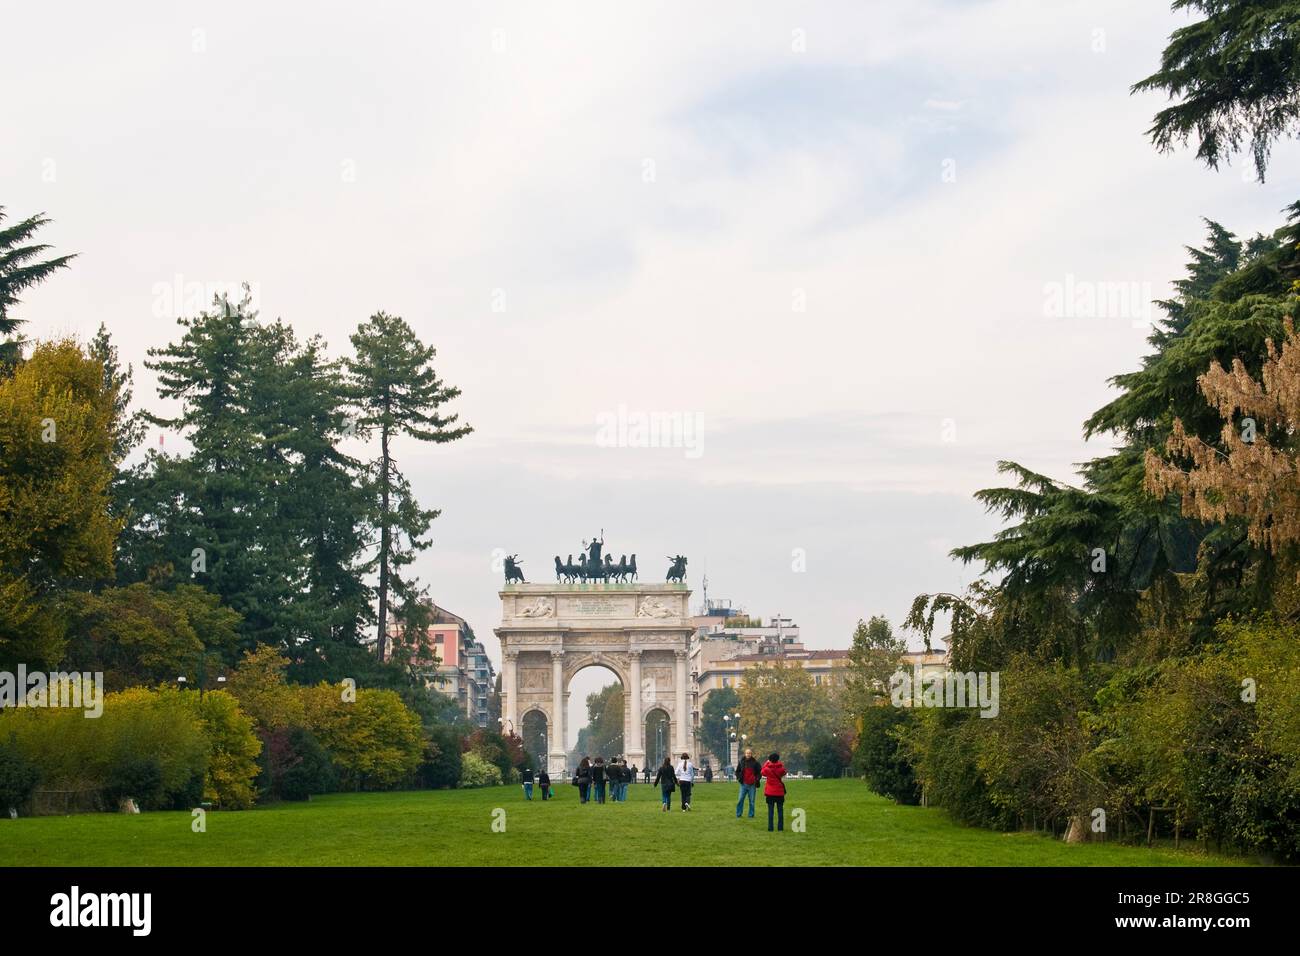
[627, 647, 645, 769]
[503, 649, 519, 737]
[674, 648, 689, 755]
[549, 648, 566, 777]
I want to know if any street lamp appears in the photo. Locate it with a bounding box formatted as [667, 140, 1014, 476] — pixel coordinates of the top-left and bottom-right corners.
[179, 664, 226, 700]
[725, 712, 743, 774]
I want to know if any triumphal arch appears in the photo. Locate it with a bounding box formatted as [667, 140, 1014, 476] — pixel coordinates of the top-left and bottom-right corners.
[496, 570, 692, 777]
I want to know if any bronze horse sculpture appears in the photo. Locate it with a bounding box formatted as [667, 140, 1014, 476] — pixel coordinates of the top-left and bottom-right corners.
[554, 552, 637, 583]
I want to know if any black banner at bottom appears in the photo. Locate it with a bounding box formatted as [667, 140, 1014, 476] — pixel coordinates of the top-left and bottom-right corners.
[0, 865, 1290, 941]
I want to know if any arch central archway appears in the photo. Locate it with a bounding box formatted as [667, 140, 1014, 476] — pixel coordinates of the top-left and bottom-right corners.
[496, 582, 693, 777]
[644, 707, 671, 772]
[520, 708, 549, 773]
[567, 663, 625, 762]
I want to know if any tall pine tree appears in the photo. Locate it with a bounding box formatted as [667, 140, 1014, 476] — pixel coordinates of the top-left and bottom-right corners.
[346, 312, 471, 661]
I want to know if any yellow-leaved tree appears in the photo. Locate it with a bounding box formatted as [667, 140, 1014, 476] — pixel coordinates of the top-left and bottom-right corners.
[0, 339, 120, 667]
[737, 662, 841, 769]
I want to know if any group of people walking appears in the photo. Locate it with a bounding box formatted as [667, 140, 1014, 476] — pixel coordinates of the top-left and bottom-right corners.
[651, 753, 697, 811]
[521, 748, 789, 832]
[520, 767, 551, 800]
[573, 756, 635, 803]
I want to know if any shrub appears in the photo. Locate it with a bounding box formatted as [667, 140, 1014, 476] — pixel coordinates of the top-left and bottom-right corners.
[807, 734, 851, 780]
[0, 736, 40, 815]
[901, 708, 1013, 829]
[463, 729, 515, 783]
[104, 756, 164, 809]
[418, 724, 463, 789]
[280, 726, 336, 800]
[302, 684, 424, 790]
[0, 686, 209, 810]
[0, 685, 263, 812]
[854, 707, 920, 804]
[975, 661, 1104, 833]
[185, 690, 261, 809]
[459, 751, 503, 788]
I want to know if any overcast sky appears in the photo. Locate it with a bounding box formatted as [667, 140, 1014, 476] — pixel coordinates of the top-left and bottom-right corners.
[7, 1, 1300, 733]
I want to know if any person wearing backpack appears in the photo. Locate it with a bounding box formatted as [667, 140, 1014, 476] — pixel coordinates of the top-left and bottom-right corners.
[652, 757, 677, 812]
[574, 757, 592, 803]
[761, 752, 788, 832]
[613, 759, 628, 802]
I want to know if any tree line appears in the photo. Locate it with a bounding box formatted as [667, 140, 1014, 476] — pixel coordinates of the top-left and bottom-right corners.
[854, 1, 1300, 862]
[0, 219, 533, 812]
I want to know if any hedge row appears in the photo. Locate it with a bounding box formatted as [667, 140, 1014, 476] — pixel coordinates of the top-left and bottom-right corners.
[854, 620, 1300, 861]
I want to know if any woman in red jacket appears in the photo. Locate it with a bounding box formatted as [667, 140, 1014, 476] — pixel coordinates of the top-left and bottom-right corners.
[760, 752, 787, 832]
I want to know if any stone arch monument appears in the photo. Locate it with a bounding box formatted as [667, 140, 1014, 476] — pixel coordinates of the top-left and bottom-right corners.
[496, 581, 692, 776]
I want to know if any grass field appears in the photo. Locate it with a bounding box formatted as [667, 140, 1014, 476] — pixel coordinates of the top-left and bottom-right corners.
[0, 779, 1262, 866]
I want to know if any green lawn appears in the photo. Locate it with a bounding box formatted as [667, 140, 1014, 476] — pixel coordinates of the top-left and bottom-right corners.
[0, 779, 1262, 866]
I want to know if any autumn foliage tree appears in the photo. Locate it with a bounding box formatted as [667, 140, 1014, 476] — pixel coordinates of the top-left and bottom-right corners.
[0, 340, 119, 667]
[1146, 317, 1300, 561]
[737, 662, 841, 770]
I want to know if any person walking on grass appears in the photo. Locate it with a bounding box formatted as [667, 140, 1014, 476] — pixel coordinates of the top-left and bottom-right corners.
[592, 756, 608, 804]
[652, 757, 677, 812]
[522, 766, 535, 800]
[538, 769, 551, 800]
[761, 751, 787, 832]
[735, 747, 761, 819]
[675, 753, 696, 811]
[576, 757, 592, 803]
[613, 759, 628, 802]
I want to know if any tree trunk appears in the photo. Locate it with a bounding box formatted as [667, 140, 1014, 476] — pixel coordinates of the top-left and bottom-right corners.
[376, 423, 391, 661]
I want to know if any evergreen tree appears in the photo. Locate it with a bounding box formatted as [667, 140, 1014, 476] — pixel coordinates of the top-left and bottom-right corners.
[934, 211, 1300, 666]
[136, 292, 281, 644]
[88, 322, 146, 465]
[1135, 1, 1300, 182]
[276, 336, 374, 668]
[0, 208, 75, 368]
[346, 312, 471, 661]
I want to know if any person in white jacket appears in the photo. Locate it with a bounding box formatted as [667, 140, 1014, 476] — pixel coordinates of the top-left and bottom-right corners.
[675, 753, 696, 811]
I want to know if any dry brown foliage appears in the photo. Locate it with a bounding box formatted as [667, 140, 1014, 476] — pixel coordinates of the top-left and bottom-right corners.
[1146, 318, 1300, 554]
